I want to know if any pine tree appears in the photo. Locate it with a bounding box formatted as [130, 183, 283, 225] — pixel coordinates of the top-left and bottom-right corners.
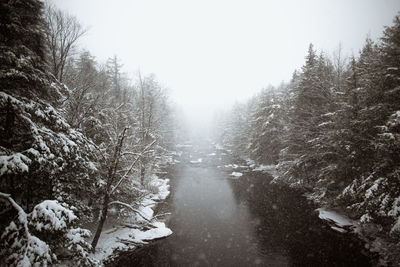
[278, 44, 334, 187]
[337, 18, 400, 231]
[248, 86, 287, 164]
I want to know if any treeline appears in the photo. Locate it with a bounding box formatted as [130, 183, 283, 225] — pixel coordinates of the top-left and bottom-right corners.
[0, 0, 175, 265]
[217, 15, 400, 238]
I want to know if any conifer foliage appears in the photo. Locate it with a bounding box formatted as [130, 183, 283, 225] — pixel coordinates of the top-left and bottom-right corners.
[222, 14, 400, 238]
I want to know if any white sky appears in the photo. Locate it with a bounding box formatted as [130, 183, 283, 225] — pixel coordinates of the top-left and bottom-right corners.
[52, 0, 400, 126]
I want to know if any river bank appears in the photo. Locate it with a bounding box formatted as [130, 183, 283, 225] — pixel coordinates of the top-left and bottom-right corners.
[86, 171, 173, 265]
[303, 183, 400, 266]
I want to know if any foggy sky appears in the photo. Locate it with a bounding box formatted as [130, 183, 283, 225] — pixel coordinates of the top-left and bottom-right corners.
[52, 0, 400, 124]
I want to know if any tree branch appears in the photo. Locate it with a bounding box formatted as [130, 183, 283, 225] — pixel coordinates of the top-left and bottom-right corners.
[110, 139, 156, 195]
[108, 201, 151, 222]
[0, 192, 31, 261]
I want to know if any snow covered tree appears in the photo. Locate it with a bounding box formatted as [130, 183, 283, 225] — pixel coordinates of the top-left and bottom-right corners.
[86, 70, 174, 251]
[338, 15, 400, 232]
[0, 3, 99, 265]
[134, 73, 172, 186]
[221, 101, 252, 158]
[106, 55, 126, 104]
[0, 193, 96, 266]
[0, 0, 62, 102]
[62, 51, 101, 128]
[0, 0, 99, 212]
[248, 85, 288, 164]
[278, 45, 335, 187]
[332, 43, 347, 93]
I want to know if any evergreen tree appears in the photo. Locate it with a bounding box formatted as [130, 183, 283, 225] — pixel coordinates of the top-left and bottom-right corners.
[279, 44, 334, 186]
[348, 15, 400, 229]
[248, 86, 287, 164]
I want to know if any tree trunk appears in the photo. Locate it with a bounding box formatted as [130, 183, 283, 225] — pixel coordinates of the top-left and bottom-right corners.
[140, 164, 145, 186]
[91, 192, 109, 252]
[3, 98, 15, 149]
[91, 128, 127, 252]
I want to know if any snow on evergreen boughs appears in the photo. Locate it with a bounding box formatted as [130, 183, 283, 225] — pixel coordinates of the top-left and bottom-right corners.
[0, 153, 31, 176]
[0, 193, 54, 266]
[0, 89, 98, 221]
[65, 228, 97, 266]
[29, 200, 77, 232]
[0, 193, 96, 266]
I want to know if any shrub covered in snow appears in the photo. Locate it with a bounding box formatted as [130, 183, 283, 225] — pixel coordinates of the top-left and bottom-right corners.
[1, 212, 54, 266]
[0, 194, 96, 266]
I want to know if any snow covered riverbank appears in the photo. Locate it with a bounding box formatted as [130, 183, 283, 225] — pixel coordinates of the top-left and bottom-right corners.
[90, 176, 172, 264]
[304, 193, 400, 265]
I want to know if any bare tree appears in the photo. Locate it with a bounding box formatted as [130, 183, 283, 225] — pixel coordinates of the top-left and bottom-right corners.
[136, 73, 167, 185]
[332, 42, 348, 92]
[106, 55, 124, 103]
[43, 4, 87, 82]
[90, 127, 156, 251]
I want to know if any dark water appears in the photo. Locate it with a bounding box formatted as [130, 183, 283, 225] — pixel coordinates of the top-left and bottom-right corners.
[109, 144, 375, 267]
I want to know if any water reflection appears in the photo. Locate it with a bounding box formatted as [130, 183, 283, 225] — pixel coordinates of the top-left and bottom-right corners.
[228, 171, 375, 266]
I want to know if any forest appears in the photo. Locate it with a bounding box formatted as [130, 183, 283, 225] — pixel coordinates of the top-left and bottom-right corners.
[1, 0, 176, 265]
[215, 13, 400, 260]
[0, 0, 399, 266]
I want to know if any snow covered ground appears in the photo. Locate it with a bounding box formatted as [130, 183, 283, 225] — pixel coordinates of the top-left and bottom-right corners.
[91, 176, 172, 264]
[91, 222, 172, 263]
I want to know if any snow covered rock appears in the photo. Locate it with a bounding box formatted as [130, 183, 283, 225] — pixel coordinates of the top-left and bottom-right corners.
[316, 208, 356, 233]
[230, 172, 243, 178]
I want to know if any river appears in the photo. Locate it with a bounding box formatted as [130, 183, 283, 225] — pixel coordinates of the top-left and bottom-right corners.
[109, 141, 376, 266]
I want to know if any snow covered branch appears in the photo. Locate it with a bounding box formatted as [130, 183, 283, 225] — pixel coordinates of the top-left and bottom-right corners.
[110, 139, 157, 195]
[0, 192, 26, 218]
[108, 201, 151, 222]
[0, 193, 95, 266]
[0, 192, 52, 265]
